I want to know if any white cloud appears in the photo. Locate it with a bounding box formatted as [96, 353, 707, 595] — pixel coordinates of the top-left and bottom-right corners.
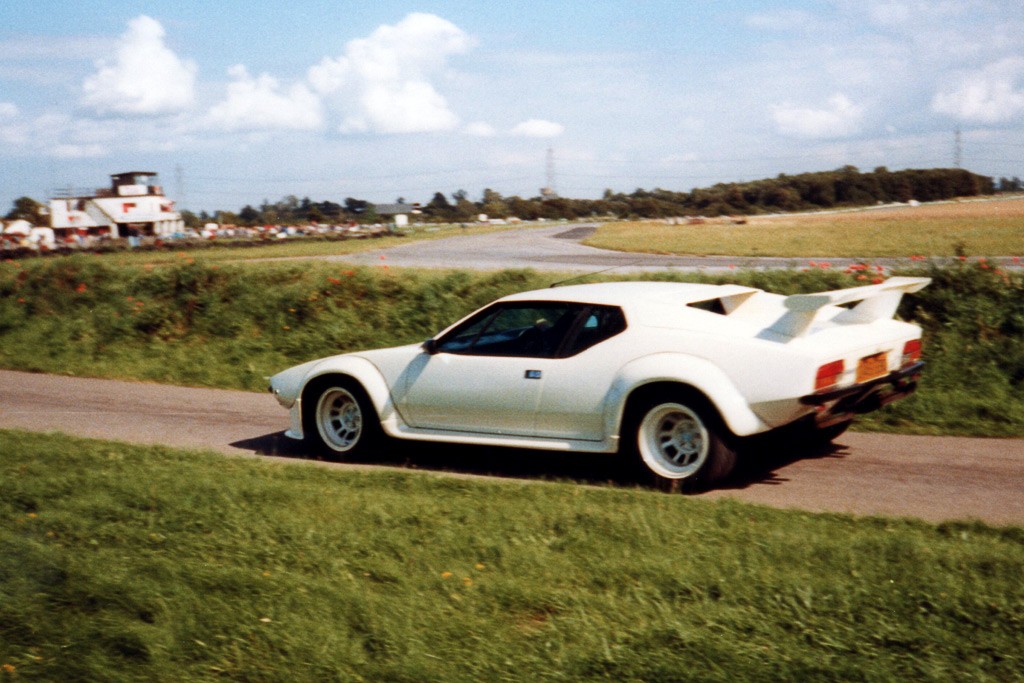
[464, 121, 497, 137]
[308, 13, 473, 133]
[50, 143, 106, 159]
[0, 102, 17, 119]
[771, 94, 865, 139]
[81, 15, 196, 115]
[744, 9, 819, 32]
[510, 119, 565, 138]
[931, 57, 1024, 123]
[207, 65, 324, 131]
[349, 81, 458, 134]
[857, 0, 964, 28]
[0, 110, 60, 147]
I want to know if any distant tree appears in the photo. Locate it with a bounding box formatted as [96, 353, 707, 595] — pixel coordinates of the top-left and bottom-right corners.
[481, 188, 509, 218]
[344, 197, 370, 216]
[453, 196, 477, 222]
[317, 201, 343, 221]
[180, 210, 201, 228]
[998, 176, 1022, 192]
[424, 192, 454, 221]
[507, 196, 542, 220]
[238, 205, 261, 225]
[428, 192, 451, 210]
[217, 210, 239, 225]
[5, 196, 46, 224]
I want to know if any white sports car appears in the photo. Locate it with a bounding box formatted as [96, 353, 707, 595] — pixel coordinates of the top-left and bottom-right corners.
[269, 277, 929, 489]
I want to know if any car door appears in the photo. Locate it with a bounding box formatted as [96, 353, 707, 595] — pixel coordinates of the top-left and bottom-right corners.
[531, 305, 629, 441]
[396, 302, 583, 436]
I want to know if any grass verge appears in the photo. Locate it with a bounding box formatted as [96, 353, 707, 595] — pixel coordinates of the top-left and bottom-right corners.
[1, 429, 1022, 682]
[44, 222, 521, 267]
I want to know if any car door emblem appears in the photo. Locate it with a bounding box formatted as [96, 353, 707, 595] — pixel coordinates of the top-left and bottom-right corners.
[525, 370, 542, 379]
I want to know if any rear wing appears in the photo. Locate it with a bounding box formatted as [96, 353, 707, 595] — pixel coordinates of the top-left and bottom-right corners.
[769, 276, 931, 338]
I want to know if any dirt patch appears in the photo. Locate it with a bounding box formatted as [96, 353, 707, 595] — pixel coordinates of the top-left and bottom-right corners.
[553, 226, 597, 240]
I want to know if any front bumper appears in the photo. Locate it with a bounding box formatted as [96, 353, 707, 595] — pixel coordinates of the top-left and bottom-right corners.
[799, 361, 924, 423]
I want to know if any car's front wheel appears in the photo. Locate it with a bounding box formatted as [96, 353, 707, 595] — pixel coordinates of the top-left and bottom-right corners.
[627, 395, 737, 491]
[303, 377, 380, 459]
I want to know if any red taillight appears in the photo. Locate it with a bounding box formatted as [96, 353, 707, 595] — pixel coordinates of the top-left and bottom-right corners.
[901, 339, 922, 366]
[815, 360, 845, 392]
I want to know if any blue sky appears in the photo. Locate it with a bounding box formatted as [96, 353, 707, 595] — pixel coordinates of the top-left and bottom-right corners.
[2, 1, 1023, 213]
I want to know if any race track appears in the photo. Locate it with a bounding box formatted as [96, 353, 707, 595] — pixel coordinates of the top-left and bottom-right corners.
[334, 224, 918, 273]
[2, 369, 1021, 526]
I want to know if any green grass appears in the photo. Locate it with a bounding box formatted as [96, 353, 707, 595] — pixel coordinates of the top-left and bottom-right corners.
[62, 222, 521, 267]
[1, 429, 1022, 682]
[585, 198, 1024, 258]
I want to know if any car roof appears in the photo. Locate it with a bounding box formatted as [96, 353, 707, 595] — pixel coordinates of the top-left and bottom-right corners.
[499, 281, 762, 308]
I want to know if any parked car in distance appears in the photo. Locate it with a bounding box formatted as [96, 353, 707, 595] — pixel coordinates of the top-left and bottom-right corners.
[269, 277, 929, 490]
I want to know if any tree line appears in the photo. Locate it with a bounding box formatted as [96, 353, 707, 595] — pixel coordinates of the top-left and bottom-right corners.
[7, 167, 1018, 228]
[199, 167, 1001, 227]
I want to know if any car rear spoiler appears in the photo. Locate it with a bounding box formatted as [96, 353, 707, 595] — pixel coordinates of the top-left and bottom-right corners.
[770, 276, 931, 338]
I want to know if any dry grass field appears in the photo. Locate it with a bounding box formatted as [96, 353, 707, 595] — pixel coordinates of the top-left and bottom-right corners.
[585, 196, 1024, 258]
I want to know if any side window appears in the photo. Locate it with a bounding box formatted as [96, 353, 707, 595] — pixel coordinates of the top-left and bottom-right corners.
[562, 305, 627, 356]
[436, 303, 582, 358]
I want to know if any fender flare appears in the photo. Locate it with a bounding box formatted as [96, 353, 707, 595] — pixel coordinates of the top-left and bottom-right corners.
[605, 353, 771, 439]
[299, 356, 398, 427]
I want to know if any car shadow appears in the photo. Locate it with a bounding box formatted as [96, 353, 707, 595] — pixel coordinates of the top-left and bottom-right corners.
[720, 434, 850, 490]
[231, 430, 850, 493]
[231, 432, 629, 487]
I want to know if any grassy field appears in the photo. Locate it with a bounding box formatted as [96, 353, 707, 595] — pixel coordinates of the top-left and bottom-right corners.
[1, 429, 1022, 682]
[585, 197, 1024, 258]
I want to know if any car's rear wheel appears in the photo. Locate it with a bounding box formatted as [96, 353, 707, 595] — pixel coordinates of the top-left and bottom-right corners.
[303, 377, 380, 459]
[627, 394, 737, 491]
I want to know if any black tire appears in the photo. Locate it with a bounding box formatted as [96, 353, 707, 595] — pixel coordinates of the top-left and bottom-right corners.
[624, 392, 738, 492]
[302, 376, 381, 460]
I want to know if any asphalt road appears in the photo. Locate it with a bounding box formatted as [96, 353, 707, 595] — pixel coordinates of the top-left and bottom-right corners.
[3, 369, 1021, 526]
[337, 224, 920, 273]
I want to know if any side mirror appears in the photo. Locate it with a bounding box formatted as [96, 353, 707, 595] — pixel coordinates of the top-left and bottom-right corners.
[422, 339, 438, 355]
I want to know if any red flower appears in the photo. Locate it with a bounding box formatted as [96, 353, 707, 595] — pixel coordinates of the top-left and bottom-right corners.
[75, 283, 87, 293]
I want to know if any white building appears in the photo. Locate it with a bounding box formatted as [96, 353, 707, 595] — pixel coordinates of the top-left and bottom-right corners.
[49, 171, 184, 239]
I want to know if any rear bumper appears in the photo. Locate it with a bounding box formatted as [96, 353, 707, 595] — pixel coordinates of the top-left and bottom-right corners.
[799, 361, 924, 423]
